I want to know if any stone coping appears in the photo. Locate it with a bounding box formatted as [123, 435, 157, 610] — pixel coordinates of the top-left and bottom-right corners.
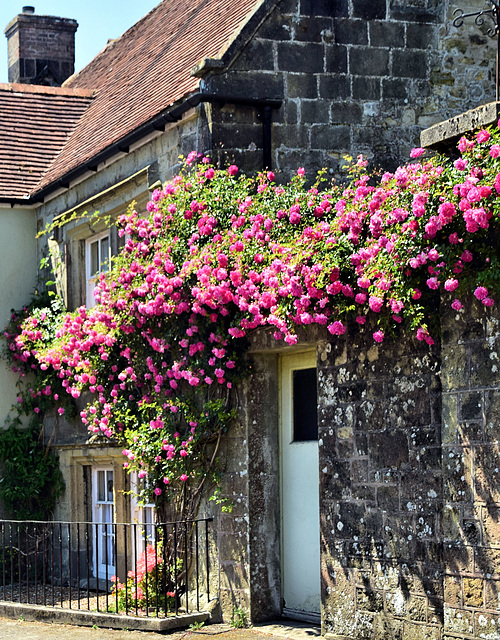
[0, 601, 209, 631]
[421, 102, 500, 151]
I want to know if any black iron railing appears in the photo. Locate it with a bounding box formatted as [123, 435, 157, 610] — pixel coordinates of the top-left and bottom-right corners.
[0, 518, 212, 618]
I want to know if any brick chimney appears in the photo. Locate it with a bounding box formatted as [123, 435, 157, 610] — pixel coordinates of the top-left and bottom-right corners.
[4, 6, 78, 86]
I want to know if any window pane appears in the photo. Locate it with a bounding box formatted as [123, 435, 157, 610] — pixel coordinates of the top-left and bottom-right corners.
[293, 368, 318, 442]
[107, 470, 114, 502]
[144, 506, 154, 525]
[144, 506, 155, 545]
[100, 237, 109, 272]
[97, 470, 105, 502]
[90, 240, 99, 276]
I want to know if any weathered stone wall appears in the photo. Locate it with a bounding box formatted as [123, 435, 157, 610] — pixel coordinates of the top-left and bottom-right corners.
[211, 398, 252, 617]
[245, 352, 281, 621]
[204, 0, 496, 179]
[230, 301, 500, 637]
[318, 323, 442, 640]
[441, 298, 500, 639]
[212, 341, 288, 622]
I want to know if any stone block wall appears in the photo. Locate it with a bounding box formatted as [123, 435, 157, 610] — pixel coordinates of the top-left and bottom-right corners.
[317, 324, 442, 640]
[205, 0, 496, 179]
[214, 300, 500, 635]
[213, 343, 284, 622]
[441, 299, 500, 639]
[213, 404, 252, 616]
[245, 353, 281, 621]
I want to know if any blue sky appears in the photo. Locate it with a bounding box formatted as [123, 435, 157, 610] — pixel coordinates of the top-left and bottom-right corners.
[1, 1, 161, 83]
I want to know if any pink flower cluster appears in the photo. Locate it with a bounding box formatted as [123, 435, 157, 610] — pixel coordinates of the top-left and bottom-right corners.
[8, 129, 500, 495]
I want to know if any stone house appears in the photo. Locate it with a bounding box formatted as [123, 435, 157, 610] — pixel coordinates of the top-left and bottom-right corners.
[1, 0, 500, 637]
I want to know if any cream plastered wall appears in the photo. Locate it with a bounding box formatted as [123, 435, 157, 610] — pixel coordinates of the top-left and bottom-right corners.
[0, 206, 37, 427]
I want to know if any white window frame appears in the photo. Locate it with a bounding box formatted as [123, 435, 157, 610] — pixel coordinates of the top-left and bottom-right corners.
[92, 466, 116, 579]
[86, 230, 110, 307]
[130, 472, 156, 556]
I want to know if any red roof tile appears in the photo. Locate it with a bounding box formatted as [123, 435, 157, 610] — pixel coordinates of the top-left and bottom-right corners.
[34, 0, 266, 194]
[0, 84, 93, 200]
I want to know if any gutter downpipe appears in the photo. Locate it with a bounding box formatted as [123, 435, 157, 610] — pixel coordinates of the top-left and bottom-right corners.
[262, 104, 273, 171]
[0, 93, 282, 207]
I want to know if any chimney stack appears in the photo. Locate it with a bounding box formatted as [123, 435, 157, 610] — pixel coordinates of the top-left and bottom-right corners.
[4, 6, 78, 86]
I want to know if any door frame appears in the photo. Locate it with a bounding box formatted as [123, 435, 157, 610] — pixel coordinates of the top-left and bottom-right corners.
[279, 350, 321, 623]
[92, 466, 116, 579]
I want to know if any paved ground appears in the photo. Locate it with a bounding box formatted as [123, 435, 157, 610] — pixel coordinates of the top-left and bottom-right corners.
[0, 619, 321, 640]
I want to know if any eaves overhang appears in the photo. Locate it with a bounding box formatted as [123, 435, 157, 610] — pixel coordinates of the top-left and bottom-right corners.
[0, 92, 281, 208]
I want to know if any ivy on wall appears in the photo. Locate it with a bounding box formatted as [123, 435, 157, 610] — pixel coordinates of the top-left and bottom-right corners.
[0, 423, 64, 521]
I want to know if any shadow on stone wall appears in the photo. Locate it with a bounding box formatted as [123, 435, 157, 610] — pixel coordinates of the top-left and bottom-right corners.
[440, 299, 500, 638]
[318, 320, 443, 640]
[319, 300, 500, 639]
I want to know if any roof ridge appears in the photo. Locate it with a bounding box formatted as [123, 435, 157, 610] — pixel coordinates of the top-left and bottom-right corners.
[0, 83, 94, 98]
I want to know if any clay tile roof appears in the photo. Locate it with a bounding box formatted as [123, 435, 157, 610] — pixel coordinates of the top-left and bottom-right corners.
[34, 0, 266, 195]
[0, 83, 93, 200]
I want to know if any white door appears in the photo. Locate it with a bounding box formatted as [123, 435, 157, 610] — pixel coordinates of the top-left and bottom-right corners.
[280, 351, 320, 621]
[93, 467, 116, 579]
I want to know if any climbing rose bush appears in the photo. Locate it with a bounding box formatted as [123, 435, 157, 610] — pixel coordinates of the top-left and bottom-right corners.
[111, 544, 175, 612]
[5, 125, 500, 509]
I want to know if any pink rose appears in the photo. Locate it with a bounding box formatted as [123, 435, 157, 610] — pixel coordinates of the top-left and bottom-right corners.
[490, 145, 500, 158]
[426, 277, 439, 290]
[444, 279, 459, 292]
[327, 321, 346, 336]
[474, 286, 488, 300]
[369, 296, 383, 312]
[477, 129, 491, 143]
[458, 136, 471, 153]
[410, 147, 425, 158]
